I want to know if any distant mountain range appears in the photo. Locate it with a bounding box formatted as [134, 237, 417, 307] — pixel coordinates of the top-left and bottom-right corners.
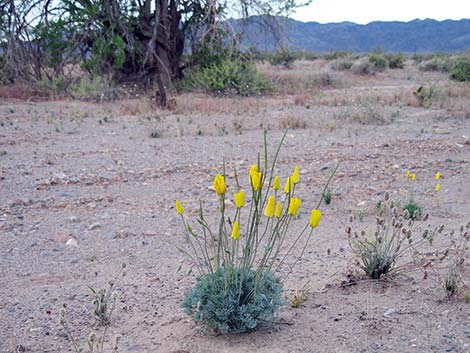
[231, 16, 470, 53]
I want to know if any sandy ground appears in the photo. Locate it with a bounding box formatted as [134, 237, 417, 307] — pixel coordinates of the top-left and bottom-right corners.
[1, 62, 470, 353]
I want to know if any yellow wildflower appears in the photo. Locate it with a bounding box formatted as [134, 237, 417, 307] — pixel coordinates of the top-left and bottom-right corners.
[288, 197, 302, 216]
[234, 191, 245, 208]
[264, 195, 275, 218]
[293, 165, 300, 184]
[213, 174, 227, 195]
[435, 183, 441, 192]
[284, 176, 293, 194]
[412, 173, 416, 181]
[250, 170, 262, 191]
[436, 172, 441, 180]
[273, 176, 281, 191]
[175, 199, 184, 215]
[406, 170, 411, 178]
[231, 221, 240, 240]
[309, 209, 322, 228]
[275, 201, 282, 218]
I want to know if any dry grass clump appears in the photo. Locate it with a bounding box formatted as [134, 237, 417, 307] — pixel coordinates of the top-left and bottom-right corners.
[279, 116, 308, 129]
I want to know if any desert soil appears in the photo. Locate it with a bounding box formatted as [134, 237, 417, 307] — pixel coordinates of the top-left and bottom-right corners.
[1, 62, 470, 353]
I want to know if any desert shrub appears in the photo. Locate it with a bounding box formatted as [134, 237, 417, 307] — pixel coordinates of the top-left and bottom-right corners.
[419, 56, 454, 72]
[413, 85, 434, 108]
[268, 48, 297, 68]
[175, 131, 338, 333]
[368, 53, 389, 71]
[331, 57, 354, 71]
[352, 57, 375, 75]
[450, 57, 470, 82]
[183, 59, 272, 96]
[37, 75, 70, 97]
[182, 267, 283, 334]
[297, 50, 319, 61]
[385, 53, 405, 69]
[347, 192, 439, 279]
[323, 50, 353, 61]
[70, 76, 114, 101]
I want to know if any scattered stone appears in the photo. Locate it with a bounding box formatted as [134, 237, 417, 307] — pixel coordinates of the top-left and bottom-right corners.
[54, 229, 72, 243]
[89, 222, 101, 231]
[66, 238, 78, 247]
[383, 308, 397, 318]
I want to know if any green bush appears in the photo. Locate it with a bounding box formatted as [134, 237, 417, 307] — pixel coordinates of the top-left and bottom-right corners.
[385, 53, 405, 69]
[182, 267, 283, 334]
[268, 49, 297, 68]
[368, 54, 389, 71]
[70, 76, 112, 101]
[183, 59, 273, 96]
[450, 57, 470, 82]
[37, 76, 70, 97]
[419, 57, 454, 72]
[331, 57, 353, 71]
[352, 58, 375, 75]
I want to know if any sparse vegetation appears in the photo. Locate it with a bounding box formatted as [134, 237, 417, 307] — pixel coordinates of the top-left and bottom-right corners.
[450, 57, 470, 82]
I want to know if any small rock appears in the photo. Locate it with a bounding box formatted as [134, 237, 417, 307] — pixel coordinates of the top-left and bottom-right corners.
[383, 308, 396, 318]
[66, 238, 78, 247]
[54, 229, 72, 243]
[89, 223, 101, 231]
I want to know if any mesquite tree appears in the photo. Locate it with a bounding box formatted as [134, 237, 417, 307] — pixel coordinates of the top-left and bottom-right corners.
[0, 0, 310, 87]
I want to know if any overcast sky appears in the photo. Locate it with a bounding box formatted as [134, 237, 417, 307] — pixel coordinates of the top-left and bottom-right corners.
[293, 0, 470, 24]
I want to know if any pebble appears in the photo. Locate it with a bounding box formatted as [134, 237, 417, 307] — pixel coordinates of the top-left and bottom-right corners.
[89, 222, 101, 230]
[66, 238, 78, 247]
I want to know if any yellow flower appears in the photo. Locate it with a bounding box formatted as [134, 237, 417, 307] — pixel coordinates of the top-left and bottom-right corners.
[250, 170, 262, 191]
[288, 197, 302, 216]
[435, 183, 441, 192]
[309, 209, 322, 228]
[412, 173, 416, 181]
[273, 176, 281, 191]
[275, 201, 282, 218]
[250, 164, 258, 175]
[231, 221, 240, 240]
[175, 199, 184, 215]
[264, 195, 275, 218]
[293, 165, 300, 184]
[284, 176, 293, 194]
[234, 191, 245, 208]
[406, 170, 411, 178]
[213, 174, 227, 195]
[436, 172, 441, 180]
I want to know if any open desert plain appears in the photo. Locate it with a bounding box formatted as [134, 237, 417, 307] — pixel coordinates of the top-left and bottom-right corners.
[1, 59, 470, 353]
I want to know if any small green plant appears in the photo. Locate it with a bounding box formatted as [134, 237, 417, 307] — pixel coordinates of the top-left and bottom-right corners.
[413, 85, 434, 108]
[347, 192, 439, 279]
[290, 282, 311, 308]
[403, 200, 422, 220]
[419, 222, 470, 297]
[385, 53, 405, 69]
[322, 189, 332, 205]
[450, 57, 470, 82]
[176, 131, 338, 333]
[59, 265, 125, 352]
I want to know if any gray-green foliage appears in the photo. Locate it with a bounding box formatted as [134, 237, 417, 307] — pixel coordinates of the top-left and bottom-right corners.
[450, 57, 470, 82]
[182, 267, 283, 334]
[368, 53, 389, 71]
[183, 59, 273, 96]
[385, 53, 405, 69]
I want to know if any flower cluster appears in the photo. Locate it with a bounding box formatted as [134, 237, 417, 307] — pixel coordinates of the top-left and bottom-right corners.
[174, 131, 338, 278]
